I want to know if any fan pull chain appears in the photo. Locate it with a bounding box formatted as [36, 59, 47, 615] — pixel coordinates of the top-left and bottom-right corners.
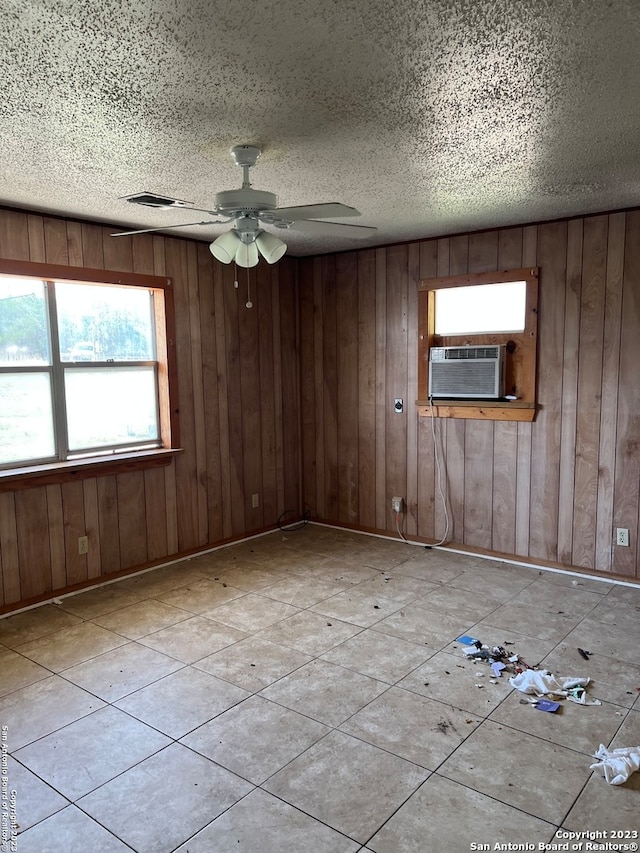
[245, 266, 253, 309]
[233, 261, 239, 289]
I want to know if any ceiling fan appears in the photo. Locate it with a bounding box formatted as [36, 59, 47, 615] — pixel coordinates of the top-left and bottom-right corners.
[113, 145, 377, 267]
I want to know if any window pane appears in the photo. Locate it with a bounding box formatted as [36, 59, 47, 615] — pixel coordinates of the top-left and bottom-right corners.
[56, 282, 155, 361]
[435, 281, 526, 335]
[0, 373, 55, 464]
[65, 367, 159, 451]
[0, 278, 51, 366]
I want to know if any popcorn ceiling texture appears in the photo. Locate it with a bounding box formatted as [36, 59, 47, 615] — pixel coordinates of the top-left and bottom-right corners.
[0, 0, 638, 255]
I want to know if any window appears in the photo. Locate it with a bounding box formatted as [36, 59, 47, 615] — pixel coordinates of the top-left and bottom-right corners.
[417, 267, 539, 421]
[0, 260, 178, 476]
[434, 280, 526, 335]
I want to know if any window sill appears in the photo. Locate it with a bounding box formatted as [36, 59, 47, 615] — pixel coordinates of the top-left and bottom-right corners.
[416, 400, 536, 422]
[0, 448, 183, 492]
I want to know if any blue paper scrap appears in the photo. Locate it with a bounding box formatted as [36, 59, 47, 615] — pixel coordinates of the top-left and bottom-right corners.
[456, 635, 480, 646]
[534, 699, 561, 713]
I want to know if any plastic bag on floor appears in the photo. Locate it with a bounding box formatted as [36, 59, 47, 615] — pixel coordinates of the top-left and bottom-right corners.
[509, 669, 589, 697]
[590, 744, 640, 785]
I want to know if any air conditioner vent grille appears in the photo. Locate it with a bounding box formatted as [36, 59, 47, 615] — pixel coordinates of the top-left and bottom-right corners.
[429, 345, 505, 398]
[433, 345, 500, 360]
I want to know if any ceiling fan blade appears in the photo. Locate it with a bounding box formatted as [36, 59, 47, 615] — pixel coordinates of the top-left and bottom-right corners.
[111, 220, 223, 237]
[290, 219, 377, 239]
[269, 202, 361, 221]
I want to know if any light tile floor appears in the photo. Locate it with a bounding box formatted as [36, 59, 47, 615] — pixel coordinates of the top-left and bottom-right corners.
[2, 525, 639, 852]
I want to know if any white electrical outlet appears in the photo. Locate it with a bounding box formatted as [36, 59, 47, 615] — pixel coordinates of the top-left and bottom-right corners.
[78, 535, 89, 555]
[616, 527, 629, 547]
[391, 496, 404, 513]
[251, 493, 259, 508]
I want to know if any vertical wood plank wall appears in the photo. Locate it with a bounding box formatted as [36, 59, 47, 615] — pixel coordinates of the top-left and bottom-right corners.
[0, 209, 300, 609]
[298, 210, 640, 580]
[1, 205, 639, 610]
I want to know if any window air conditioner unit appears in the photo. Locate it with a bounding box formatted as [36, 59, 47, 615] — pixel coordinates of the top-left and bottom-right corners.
[429, 345, 505, 399]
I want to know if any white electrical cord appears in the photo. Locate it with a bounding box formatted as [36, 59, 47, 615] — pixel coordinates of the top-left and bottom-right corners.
[394, 509, 408, 543]
[429, 396, 451, 546]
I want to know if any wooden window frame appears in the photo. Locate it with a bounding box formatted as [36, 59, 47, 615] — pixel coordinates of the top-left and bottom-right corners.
[0, 258, 181, 490]
[417, 267, 539, 422]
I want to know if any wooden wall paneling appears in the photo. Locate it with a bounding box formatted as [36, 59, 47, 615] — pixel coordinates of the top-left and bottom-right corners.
[336, 252, 359, 525]
[433, 238, 450, 539]
[96, 475, 121, 574]
[116, 472, 147, 568]
[374, 248, 387, 530]
[445, 419, 466, 542]
[82, 478, 102, 580]
[46, 485, 66, 591]
[144, 466, 168, 561]
[322, 255, 339, 519]
[491, 423, 518, 554]
[61, 480, 88, 586]
[595, 212, 625, 571]
[222, 263, 246, 535]
[270, 264, 286, 518]
[27, 215, 46, 262]
[279, 259, 301, 514]
[463, 232, 498, 547]
[469, 230, 498, 273]
[213, 261, 234, 540]
[43, 217, 70, 265]
[612, 211, 640, 577]
[151, 237, 178, 554]
[443, 236, 468, 541]
[0, 493, 20, 603]
[356, 250, 376, 529]
[491, 229, 523, 554]
[463, 419, 494, 548]
[166, 239, 199, 548]
[66, 221, 83, 267]
[256, 264, 277, 525]
[312, 257, 326, 519]
[197, 244, 223, 544]
[405, 243, 420, 536]
[498, 228, 524, 270]
[572, 215, 608, 568]
[529, 221, 567, 561]
[132, 234, 156, 275]
[81, 223, 106, 270]
[384, 245, 409, 531]
[238, 264, 264, 530]
[556, 218, 583, 564]
[186, 241, 209, 544]
[416, 240, 439, 539]
[0, 210, 30, 260]
[16, 489, 52, 599]
[299, 259, 317, 517]
[102, 227, 133, 272]
[514, 226, 537, 556]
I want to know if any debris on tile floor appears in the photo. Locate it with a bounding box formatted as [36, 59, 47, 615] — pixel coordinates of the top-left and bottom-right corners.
[509, 670, 602, 706]
[455, 634, 603, 709]
[577, 647, 591, 660]
[590, 744, 640, 785]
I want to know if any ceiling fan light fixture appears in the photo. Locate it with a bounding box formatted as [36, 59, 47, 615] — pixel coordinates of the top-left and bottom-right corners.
[256, 231, 288, 264]
[235, 241, 259, 268]
[209, 230, 241, 263]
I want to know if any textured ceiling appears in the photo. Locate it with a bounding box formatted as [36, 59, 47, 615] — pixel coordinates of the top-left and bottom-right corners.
[1, 0, 639, 257]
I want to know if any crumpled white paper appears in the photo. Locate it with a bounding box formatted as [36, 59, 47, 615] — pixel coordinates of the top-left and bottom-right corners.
[590, 744, 640, 785]
[508, 670, 601, 705]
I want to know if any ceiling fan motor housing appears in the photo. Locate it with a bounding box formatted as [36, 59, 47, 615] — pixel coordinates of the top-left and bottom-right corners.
[215, 188, 277, 213]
